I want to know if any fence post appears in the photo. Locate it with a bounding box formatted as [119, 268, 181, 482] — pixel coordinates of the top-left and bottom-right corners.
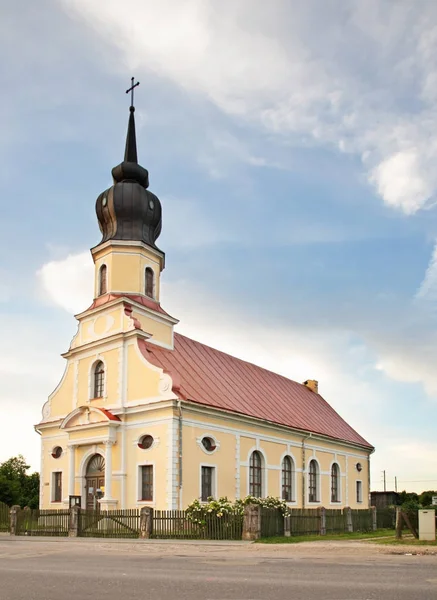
[140, 507, 153, 539]
[9, 505, 20, 536]
[284, 515, 291, 537]
[242, 504, 261, 541]
[69, 505, 80, 537]
[371, 506, 377, 531]
[395, 507, 402, 539]
[344, 506, 353, 533]
[319, 507, 326, 536]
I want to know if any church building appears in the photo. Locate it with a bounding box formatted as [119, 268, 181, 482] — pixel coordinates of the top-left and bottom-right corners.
[35, 89, 374, 512]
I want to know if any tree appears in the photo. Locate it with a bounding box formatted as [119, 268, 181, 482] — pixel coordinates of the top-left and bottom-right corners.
[398, 490, 419, 505]
[0, 455, 40, 508]
[419, 490, 437, 507]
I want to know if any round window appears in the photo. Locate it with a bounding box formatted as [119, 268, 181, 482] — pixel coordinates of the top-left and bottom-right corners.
[138, 435, 154, 450]
[201, 437, 216, 452]
[52, 446, 63, 459]
[356, 462, 362, 472]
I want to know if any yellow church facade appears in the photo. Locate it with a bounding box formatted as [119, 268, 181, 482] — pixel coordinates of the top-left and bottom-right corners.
[35, 95, 373, 512]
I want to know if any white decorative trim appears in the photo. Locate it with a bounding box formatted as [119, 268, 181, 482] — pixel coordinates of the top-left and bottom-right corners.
[63, 340, 123, 361]
[39, 437, 44, 508]
[182, 416, 370, 460]
[199, 463, 217, 500]
[121, 422, 126, 510]
[133, 434, 160, 450]
[166, 417, 178, 509]
[60, 406, 119, 430]
[134, 341, 179, 400]
[235, 434, 240, 500]
[345, 455, 349, 506]
[72, 360, 79, 410]
[196, 433, 220, 455]
[181, 404, 372, 454]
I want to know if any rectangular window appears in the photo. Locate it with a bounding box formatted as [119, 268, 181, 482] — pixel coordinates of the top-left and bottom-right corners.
[201, 466, 214, 501]
[140, 465, 153, 501]
[356, 481, 363, 503]
[53, 472, 62, 503]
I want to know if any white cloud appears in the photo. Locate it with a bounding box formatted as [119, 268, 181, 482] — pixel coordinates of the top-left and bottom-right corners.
[370, 150, 437, 215]
[58, 0, 437, 214]
[416, 241, 437, 302]
[37, 252, 94, 314]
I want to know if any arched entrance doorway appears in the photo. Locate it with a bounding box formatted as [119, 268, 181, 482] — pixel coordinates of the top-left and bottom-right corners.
[85, 454, 105, 510]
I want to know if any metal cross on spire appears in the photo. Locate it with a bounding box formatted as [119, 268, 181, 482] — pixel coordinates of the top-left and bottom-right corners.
[126, 77, 140, 109]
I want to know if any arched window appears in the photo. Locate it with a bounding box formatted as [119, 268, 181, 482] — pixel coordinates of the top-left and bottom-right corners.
[249, 451, 262, 497]
[308, 459, 319, 503]
[98, 265, 107, 296]
[331, 463, 340, 503]
[93, 361, 105, 398]
[145, 267, 154, 298]
[282, 456, 294, 502]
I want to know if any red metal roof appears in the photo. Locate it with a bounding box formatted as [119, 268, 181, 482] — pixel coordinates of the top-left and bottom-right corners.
[140, 333, 372, 449]
[96, 407, 121, 422]
[83, 293, 170, 316]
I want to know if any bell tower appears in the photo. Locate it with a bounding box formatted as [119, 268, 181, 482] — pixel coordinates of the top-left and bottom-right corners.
[74, 78, 177, 350]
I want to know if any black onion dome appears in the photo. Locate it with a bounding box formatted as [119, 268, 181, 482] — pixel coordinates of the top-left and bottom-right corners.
[96, 107, 163, 250]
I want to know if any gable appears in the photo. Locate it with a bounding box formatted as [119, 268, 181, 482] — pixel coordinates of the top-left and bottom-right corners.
[60, 406, 120, 429]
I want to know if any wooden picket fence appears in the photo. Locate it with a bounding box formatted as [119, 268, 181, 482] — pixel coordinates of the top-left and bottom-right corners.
[0, 501, 9, 532]
[152, 509, 243, 540]
[351, 508, 373, 532]
[261, 507, 284, 537]
[288, 508, 320, 535]
[79, 509, 140, 538]
[4, 505, 398, 540]
[15, 509, 70, 537]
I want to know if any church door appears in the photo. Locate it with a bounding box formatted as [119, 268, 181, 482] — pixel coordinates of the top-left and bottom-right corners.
[85, 454, 105, 511]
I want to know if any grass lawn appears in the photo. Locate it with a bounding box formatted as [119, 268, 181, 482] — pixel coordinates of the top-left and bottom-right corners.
[256, 529, 395, 543]
[373, 535, 437, 546]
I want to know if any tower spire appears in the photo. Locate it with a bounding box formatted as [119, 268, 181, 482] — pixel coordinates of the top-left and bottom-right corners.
[124, 77, 140, 163]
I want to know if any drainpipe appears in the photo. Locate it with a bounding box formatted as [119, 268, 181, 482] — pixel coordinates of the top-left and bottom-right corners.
[178, 399, 183, 509]
[301, 433, 312, 508]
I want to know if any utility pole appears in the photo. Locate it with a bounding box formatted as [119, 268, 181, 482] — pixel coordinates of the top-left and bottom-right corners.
[395, 476, 397, 493]
[383, 470, 386, 492]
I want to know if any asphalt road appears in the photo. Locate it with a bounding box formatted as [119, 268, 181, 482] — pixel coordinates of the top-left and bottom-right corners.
[1, 538, 437, 600]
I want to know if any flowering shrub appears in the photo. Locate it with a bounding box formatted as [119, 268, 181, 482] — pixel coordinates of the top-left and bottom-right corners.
[186, 495, 290, 524]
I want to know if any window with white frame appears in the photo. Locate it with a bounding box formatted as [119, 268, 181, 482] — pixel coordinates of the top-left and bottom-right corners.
[92, 361, 105, 398]
[140, 465, 153, 501]
[282, 456, 294, 502]
[201, 466, 214, 501]
[331, 463, 340, 503]
[145, 267, 154, 298]
[52, 472, 62, 502]
[249, 451, 263, 497]
[308, 460, 319, 503]
[356, 480, 363, 503]
[98, 264, 107, 296]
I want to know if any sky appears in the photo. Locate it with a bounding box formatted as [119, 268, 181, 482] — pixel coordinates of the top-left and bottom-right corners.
[1, 0, 437, 494]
